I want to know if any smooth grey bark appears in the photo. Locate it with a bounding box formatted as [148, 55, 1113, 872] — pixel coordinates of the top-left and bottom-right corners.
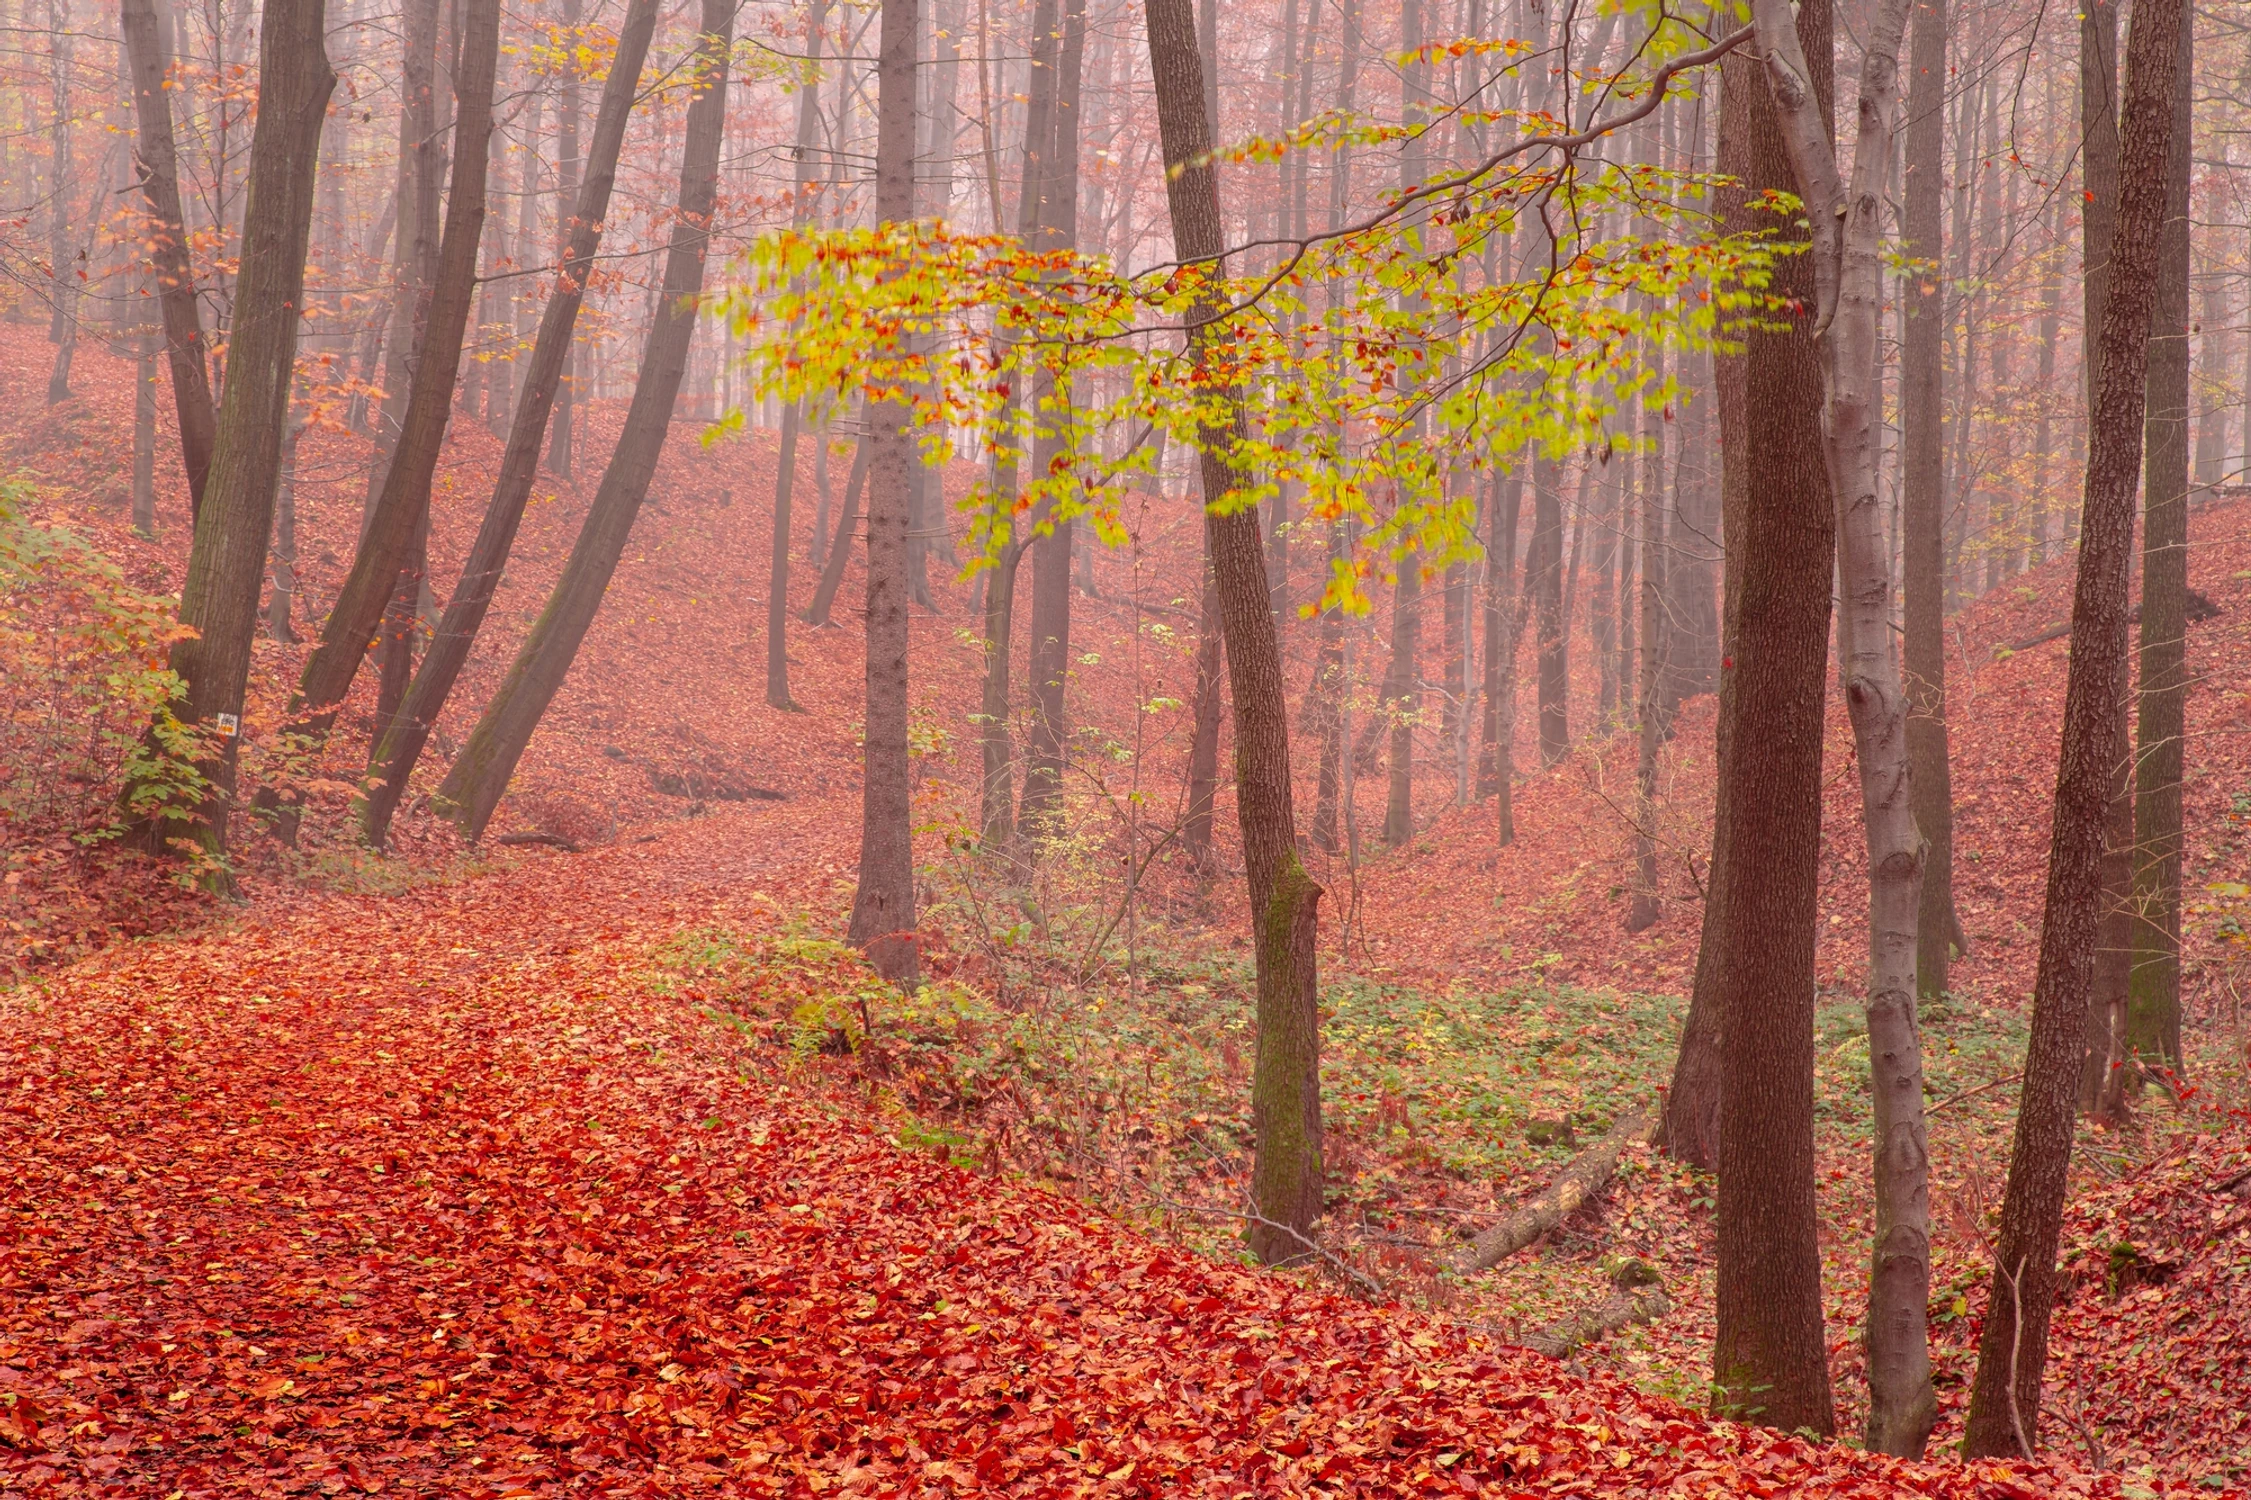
[845, 0, 922, 981]
[436, 0, 734, 841]
[546, 0, 584, 478]
[135, 0, 334, 860]
[358, 0, 661, 847]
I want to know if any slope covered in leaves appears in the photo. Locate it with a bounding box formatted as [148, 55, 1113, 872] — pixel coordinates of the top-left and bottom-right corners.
[0, 835, 2201, 1498]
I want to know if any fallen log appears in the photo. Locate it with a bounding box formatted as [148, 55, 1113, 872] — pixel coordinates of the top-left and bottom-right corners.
[1524, 1259, 1670, 1359]
[496, 831, 581, 852]
[1464, 1102, 1655, 1271]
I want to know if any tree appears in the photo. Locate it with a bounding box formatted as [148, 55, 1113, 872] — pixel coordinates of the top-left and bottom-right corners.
[2125, 0, 2192, 1082]
[766, 0, 833, 712]
[546, 0, 585, 480]
[136, 0, 334, 859]
[1900, 0, 1963, 1001]
[359, 0, 663, 848]
[272, 0, 498, 782]
[121, 0, 218, 518]
[845, 0, 923, 981]
[1142, 0, 1324, 1266]
[1961, 0, 2183, 1455]
[435, 0, 735, 844]
[1749, 0, 1934, 1454]
[1709, 0, 1836, 1436]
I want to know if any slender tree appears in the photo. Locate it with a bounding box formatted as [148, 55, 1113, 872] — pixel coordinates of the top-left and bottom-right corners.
[1710, 0, 1836, 1435]
[134, 0, 335, 859]
[845, 0, 923, 980]
[546, 0, 585, 478]
[360, 0, 662, 846]
[436, 0, 735, 839]
[121, 0, 218, 517]
[1962, 0, 2183, 1455]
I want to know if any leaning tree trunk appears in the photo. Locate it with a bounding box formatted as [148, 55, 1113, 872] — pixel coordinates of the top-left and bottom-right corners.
[1662, 48, 1753, 1173]
[2125, 0, 2191, 1082]
[1143, 0, 1324, 1267]
[1710, 0, 1837, 1439]
[1751, 0, 1934, 1455]
[121, 0, 219, 518]
[359, 0, 661, 847]
[765, 0, 831, 711]
[436, 0, 734, 839]
[1962, 0, 2182, 1456]
[276, 0, 497, 770]
[843, 0, 922, 981]
[133, 0, 334, 862]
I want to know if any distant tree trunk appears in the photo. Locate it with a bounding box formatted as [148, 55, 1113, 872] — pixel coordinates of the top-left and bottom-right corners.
[1183, 569, 1224, 871]
[803, 432, 870, 627]
[1662, 49, 1754, 1174]
[133, 321, 159, 535]
[1961, 0, 2181, 1455]
[1019, 0, 1090, 845]
[2125, 0, 2191, 1082]
[1380, 554, 1420, 847]
[434, 0, 732, 840]
[1307, 519, 1347, 851]
[845, 0, 921, 981]
[1711, 0, 1836, 1437]
[1625, 363, 1669, 935]
[364, 0, 442, 523]
[2029, 196, 2062, 565]
[1591, 465, 1618, 722]
[121, 0, 218, 517]
[134, 0, 334, 860]
[767, 0, 832, 711]
[546, 0, 584, 479]
[44, 8, 76, 404]
[266, 407, 305, 642]
[1477, 472, 1522, 841]
[359, 0, 660, 847]
[1532, 450, 1567, 764]
[276, 0, 497, 768]
[1146, 0, 1324, 1266]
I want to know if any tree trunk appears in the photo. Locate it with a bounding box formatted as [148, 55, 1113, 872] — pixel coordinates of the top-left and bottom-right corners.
[1532, 451, 1567, 764]
[135, 0, 334, 860]
[1625, 383, 1668, 934]
[363, 0, 442, 522]
[1710, 0, 1835, 1436]
[121, 0, 219, 518]
[435, 0, 734, 840]
[1900, 0, 1959, 1001]
[1183, 568, 1225, 873]
[277, 0, 497, 771]
[844, 0, 922, 982]
[267, 408, 305, 643]
[767, 0, 833, 711]
[1144, 0, 1324, 1266]
[1019, 0, 1090, 846]
[133, 324, 159, 536]
[2125, 0, 2191, 1081]
[1477, 472, 1522, 841]
[1961, 0, 2182, 1455]
[359, 0, 661, 847]
[1662, 49, 1754, 1174]
[1381, 554, 1419, 847]
[803, 431, 871, 627]
[546, 0, 584, 479]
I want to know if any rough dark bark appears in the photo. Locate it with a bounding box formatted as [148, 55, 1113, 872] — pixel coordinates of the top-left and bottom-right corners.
[359, 0, 660, 846]
[1711, 0, 1835, 1437]
[1961, 0, 2182, 1455]
[121, 0, 218, 517]
[1144, 0, 1324, 1265]
[278, 0, 497, 768]
[767, 0, 832, 711]
[2125, 0, 2191, 1081]
[435, 0, 733, 842]
[845, 0, 922, 982]
[1901, 0, 1960, 1000]
[135, 0, 334, 859]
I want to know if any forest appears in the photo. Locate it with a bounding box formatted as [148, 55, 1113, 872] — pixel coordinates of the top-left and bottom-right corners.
[0, 0, 2247, 1489]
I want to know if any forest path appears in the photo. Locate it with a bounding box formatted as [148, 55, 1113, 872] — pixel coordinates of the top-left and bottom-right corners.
[0, 839, 2150, 1498]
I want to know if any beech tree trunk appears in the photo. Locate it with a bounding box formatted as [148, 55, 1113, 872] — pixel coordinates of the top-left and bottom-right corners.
[121, 0, 218, 518]
[360, 0, 661, 846]
[1532, 451, 1567, 764]
[364, 0, 442, 523]
[1144, 0, 1324, 1265]
[767, 0, 832, 711]
[2125, 0, 2191, 1080]
[1019, 0, 1089, 845]
[1962, 0, 2182, 1454]
[1183, 571, 1224, 872]
[137, 0, 334, 859]
[436, 0, 734, 840]
[1662, 49, 1753, 1174]
[278, 0, 497, 768]
[804, 432, 871, 628]
[1381, 554, 1419, 847]
[1900, 0, 1960, 1000]
[844, 0, 921, 981]
[1710, 0, 1836, 1436]
[1477, 472, 1522, 842]
[546, 0, 584, 479]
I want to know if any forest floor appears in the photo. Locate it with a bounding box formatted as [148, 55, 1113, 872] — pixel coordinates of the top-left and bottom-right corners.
[3, 322, 2249, 1495]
